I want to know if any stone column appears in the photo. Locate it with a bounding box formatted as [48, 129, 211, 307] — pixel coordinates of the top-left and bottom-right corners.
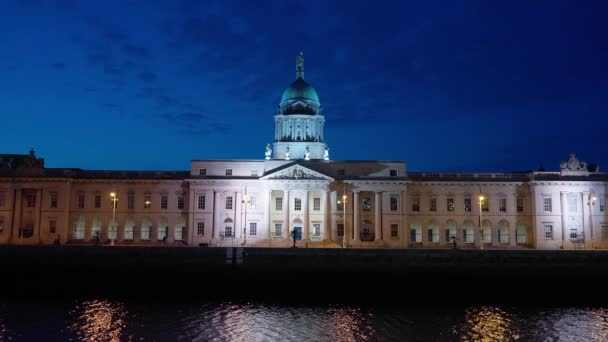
[303, 190, 310, 241]
[34, 188, 43, 244]
[353, 191, 360, 242]
[12, 189, 22, 242]
[374, 191, 382, 241]
[235, 191, 242, 241]
[265, 189, 272, 242]
[401, 190, 407, 247]
[560, 191, 567, 248]
[283, 190, 290, 238]
[323, 190, 331, 241]
[582, 191, 592, 249]
[213, 191, 221, 240]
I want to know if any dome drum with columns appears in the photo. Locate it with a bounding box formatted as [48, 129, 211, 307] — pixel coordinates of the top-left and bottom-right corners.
[270, 52, 328, 160]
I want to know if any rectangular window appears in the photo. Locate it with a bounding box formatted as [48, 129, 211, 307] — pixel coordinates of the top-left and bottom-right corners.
[93, 195, 101, 209]
[410, 229, 421, 243]
[160, 195, 168, 209]
[429, 198, 437, 212]
[499, 198, 507, 212]
[390, 196, 398, 211]
[226, 196, 233, 210]
[294, 198, 302, 211]
[464, 198, 472, 212]
[569, 229, 578, 240]
[337, 224, 345, 237]
[198, 195, 206, 209]
[390, 224, 398, 238]
[144, 195, 151, 209]
[249, 195, 256, 209]
[141, 226, 151, 240]
[602, 225, 608, 241]
[600, 198, 605, 212]
[517, 198, 524, 212]
[250, 222, 257, 236]
[158, 226, 168, 240]
[427, 229, 434, 242]
[543, 197, 552, 212]
[482, 199, 489, 212]
[49, 220, 56, 234]
[362, 198, 371, 211]
[274, 223, 282, 237]
[26, 193, 36, 208]
[225, 169, 232, 176]
[50, 192, 58, 208]
[276, 197, 283, 211]
[128, 192, 135, 209]
[313, 198, 321, 211]
[389, 169, 397, 176]
[0, 192, 5, 208]
[568, 196, 577, 212]
[447, 198, 455, 212]
[313, 223, 321, 237]
[199, 168, 206, 176]
[463, 229, 468, 243]
[177, 195, 185, 209]
[544, 224, 553, 240]
[412, 198, 420, 212]
[224, 227, 232, 237]
[197, 222, 204, 236]
[78, 193, 85, 209]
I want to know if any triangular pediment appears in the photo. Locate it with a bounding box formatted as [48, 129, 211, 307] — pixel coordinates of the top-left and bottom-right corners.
[261, 163, 334, 180]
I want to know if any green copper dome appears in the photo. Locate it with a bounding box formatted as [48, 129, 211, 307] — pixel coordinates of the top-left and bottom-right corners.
[280, 77, 320, 103]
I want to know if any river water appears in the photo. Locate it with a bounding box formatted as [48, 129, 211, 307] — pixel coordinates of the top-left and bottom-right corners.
[2, 297, 608, 341]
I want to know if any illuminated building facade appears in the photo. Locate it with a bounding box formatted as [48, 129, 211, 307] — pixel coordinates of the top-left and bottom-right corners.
[0, 55, 607, 249]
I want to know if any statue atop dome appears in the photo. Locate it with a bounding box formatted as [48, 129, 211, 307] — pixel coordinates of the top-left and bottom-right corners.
[265, 144, 272, 160]
[296, 51, 304, 79]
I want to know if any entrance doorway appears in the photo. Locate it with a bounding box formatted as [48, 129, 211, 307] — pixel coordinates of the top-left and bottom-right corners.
[293, 226, 302, 241]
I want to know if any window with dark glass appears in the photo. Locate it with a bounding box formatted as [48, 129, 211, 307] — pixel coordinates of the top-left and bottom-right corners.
[94, 195, 101, 209]
[412, 198, 420, 212]
[447, 198, 455, 212]
[160, 195, 168, 209]
[390, 196, 398, 211]
[50, 192, 58, 208]
[177, 195, 185, 209]
[464, 198, 472, 212]
[49, 220, 56, 234]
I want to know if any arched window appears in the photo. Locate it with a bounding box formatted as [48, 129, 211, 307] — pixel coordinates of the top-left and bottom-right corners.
[141, 217, 152, 240]
[498, 220, 510, 244]
[175, 216, 186, 241]
[107, 217, 117, 240]
[224, 218, 233, 238]
[428, 221, 439, 243]
[445, 220, 457, 243]
[158, 217, 169, 240]
[124, 217, 135, 240]
[74, 215, 85, 240]
[482, 219, 492, 244]
[516, 222, 527, 244]
[410, 220, 422, 243]
[91, 216, 101, 241]
[463, 220, 475, 243]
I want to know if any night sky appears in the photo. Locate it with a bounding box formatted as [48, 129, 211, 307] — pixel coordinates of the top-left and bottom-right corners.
[1, 0, 607, 172]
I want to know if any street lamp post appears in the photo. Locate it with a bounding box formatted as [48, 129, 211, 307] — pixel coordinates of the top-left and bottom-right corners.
[478, 195, 485, 250]
[242, 190, 250, 246]
[110, 192, 118, 246]
[588, 192, 597, 249]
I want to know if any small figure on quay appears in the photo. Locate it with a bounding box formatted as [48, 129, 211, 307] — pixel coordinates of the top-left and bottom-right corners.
[291, 229, 297, 248]
[451, 236, 457, 249]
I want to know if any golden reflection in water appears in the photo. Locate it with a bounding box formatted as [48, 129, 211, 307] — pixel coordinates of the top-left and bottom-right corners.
[69, 299, 127, 342]
[456, 306, 518, 342]
[332, 306, 374, 342]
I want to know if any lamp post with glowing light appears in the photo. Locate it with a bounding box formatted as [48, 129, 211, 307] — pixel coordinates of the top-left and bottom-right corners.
[588, 193, 597, 249]
[338, 188, 347, 248]
[110, 192, 118, 246]
[478, 195, 485, 250]
[242, 190, 250, 246]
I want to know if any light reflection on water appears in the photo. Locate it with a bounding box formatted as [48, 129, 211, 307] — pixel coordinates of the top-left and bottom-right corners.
[1, 300, 608, 341]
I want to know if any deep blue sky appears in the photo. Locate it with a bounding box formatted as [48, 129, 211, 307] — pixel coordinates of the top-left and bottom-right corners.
[1, 0, 607, 172]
